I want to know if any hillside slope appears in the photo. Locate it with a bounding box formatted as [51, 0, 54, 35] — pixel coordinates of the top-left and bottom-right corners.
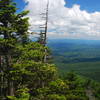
[48, 39, 100, 81]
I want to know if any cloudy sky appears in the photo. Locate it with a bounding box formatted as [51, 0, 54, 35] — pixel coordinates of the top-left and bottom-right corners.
[15, 0, 100, 40]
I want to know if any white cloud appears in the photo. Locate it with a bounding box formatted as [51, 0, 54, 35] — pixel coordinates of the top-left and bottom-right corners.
[24, 0, 100, 40]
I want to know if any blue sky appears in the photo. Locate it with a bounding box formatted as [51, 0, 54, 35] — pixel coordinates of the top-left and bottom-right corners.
[65, 0, 100, 13]
[14, 0, 100, 40]
[14, 0, 26, 13]
[15, 0, 100, 13]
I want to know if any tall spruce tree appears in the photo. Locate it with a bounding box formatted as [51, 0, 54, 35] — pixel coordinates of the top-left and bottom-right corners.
[0, 0, 57, 99]
[0, 0, 29, 98]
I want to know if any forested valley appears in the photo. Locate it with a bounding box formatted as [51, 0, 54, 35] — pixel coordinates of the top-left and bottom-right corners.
[0, 0, 100, 100]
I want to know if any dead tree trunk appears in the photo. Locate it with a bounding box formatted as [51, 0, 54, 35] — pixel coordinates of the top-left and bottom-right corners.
[5, 55, 14, 96]
[0, 56, 4, 98]
[39, 0, 49, 63]
[0, 56, 7, 99]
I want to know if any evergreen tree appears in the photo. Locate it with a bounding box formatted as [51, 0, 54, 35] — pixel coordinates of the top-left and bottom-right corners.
[0, 1, 57, 99]
[0, 0, 29, 98]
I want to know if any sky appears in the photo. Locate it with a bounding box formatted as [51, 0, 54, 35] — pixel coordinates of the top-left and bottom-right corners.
[14, 0, 100, 40]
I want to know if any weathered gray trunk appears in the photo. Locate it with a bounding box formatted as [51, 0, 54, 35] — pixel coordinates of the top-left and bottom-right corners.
[5, 55, 14, 96]
[8, 80, 14, 96]
[0, 56, 6, 99]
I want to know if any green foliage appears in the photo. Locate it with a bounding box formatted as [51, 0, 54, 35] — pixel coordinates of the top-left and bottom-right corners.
[0, 38, 16, 54]
[66, 94, 88, 100]
[46, 94, 66, 100]
[7, 96, 17, 100]
[65, 71, 77, 81]
[49, 79, 69, 94]
[91, 81, 100, 100]
[18, 42, 48, 62]
[5, 42, 57, 93]
[0, 0, 29, 44]
[7, 88, 30, 100]
[36, 87, 51, 95]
